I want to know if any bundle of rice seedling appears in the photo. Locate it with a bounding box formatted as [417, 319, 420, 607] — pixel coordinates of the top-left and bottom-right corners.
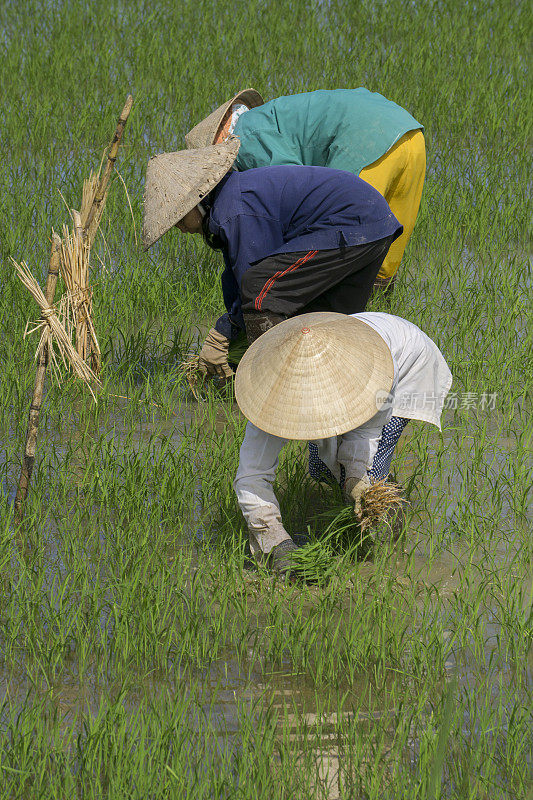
[287, 481, 409, 581]
[12, 258, 101, 401]
[283, 537, 337, 584]
[228, 330, 248, 365]
[179, 353, 204, 401]
[59, 216, 101, 370]
[283, 506, 363, 583]
[179, 329, 249, 400]
[359, 478, 408, 533]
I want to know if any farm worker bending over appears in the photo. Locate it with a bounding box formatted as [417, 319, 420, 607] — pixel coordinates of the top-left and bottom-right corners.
[142, 138, 402, 379]
[233, 312, 452, 574]
[185, 88, 425, 293]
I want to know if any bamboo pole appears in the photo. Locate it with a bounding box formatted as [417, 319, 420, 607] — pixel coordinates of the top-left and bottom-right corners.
[82, 94, 133, 247]
[81, 94, 132, 372]
[73, 208, 83, 242]
[72, 210, 89, 362]
[14, 234, 62, 523]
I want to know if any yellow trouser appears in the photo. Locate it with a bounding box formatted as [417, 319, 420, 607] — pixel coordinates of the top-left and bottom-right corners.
[359, 129, 426, 281]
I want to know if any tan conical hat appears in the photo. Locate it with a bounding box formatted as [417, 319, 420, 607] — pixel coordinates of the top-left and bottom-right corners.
[142, 138, 240, 250]
[235, 313, 394, 440]
[185, 88, 264, 149]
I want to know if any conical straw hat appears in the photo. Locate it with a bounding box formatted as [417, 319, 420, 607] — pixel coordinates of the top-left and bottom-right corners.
[142, 138, 240, 250]
[235, 312, 394, 440]
[185, 88, 264, 149]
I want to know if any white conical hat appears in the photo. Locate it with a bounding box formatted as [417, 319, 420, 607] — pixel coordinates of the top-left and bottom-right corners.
[142, 138, 240, 250]
[235, 312, 394, 440]
[185, 88, 264, 149]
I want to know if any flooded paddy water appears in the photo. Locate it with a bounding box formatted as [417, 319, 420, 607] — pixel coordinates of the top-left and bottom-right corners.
[0, 386, 530, 797]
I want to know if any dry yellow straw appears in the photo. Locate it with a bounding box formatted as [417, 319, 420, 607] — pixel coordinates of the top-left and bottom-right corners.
[80, 168, 107, 245]
[12, 258, 101, 401]
[59, 218, 101, 366]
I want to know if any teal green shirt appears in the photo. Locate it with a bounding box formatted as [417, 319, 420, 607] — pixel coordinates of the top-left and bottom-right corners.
[233, 88, 422, 176]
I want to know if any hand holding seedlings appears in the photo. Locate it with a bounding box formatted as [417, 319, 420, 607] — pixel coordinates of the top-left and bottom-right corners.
[197, 328, 233, 378]
[344, 475, 372, 516]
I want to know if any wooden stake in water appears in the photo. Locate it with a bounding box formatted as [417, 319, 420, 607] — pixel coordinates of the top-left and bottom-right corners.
[72, 210, 91, 365]
[79, 94, 133, 372]
[82, 94, 133, 248]
[14, 234, 62, 523]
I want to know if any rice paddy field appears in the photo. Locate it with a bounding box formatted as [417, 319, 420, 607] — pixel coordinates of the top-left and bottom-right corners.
[0, 0, 531, 797]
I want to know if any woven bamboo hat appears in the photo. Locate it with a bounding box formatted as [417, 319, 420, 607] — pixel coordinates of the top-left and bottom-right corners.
[185, 88, 264, 149]
[142, 138, 240, 250]
[235, 312, 394, 440]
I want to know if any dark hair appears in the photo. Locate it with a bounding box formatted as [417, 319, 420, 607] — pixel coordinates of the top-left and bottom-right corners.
[200, 200, 225, 251]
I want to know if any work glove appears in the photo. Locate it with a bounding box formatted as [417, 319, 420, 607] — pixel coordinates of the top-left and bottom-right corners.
[344, 475, 372, 517]
[198, 327, 233, 379]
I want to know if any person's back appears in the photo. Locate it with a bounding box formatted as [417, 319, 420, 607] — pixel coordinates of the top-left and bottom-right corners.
[208, 165, 403, 341]
[185, 87, 425, 290]
[211, 165, 401, 258]
[354, 312, 452, 428]
[233, 88, 422, 175]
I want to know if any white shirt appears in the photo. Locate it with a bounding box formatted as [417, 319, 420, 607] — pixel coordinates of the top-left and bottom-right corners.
[234, 313, 452, 554]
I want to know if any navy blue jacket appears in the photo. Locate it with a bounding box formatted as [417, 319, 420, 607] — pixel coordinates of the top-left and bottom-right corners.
[208, 166, 402, 338]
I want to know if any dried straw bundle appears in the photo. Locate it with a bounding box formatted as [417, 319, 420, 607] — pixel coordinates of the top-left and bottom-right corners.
[12, 258, 101, 401]
[59, 219, 101, 368]
[360, 479, 408, 533]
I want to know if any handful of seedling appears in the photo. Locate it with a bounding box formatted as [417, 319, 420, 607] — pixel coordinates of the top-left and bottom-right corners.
[180, 353, 204, 400]
[287, 479, 408, 582]
[359, 478, 407, 533]
[180, 331, 248, 400]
